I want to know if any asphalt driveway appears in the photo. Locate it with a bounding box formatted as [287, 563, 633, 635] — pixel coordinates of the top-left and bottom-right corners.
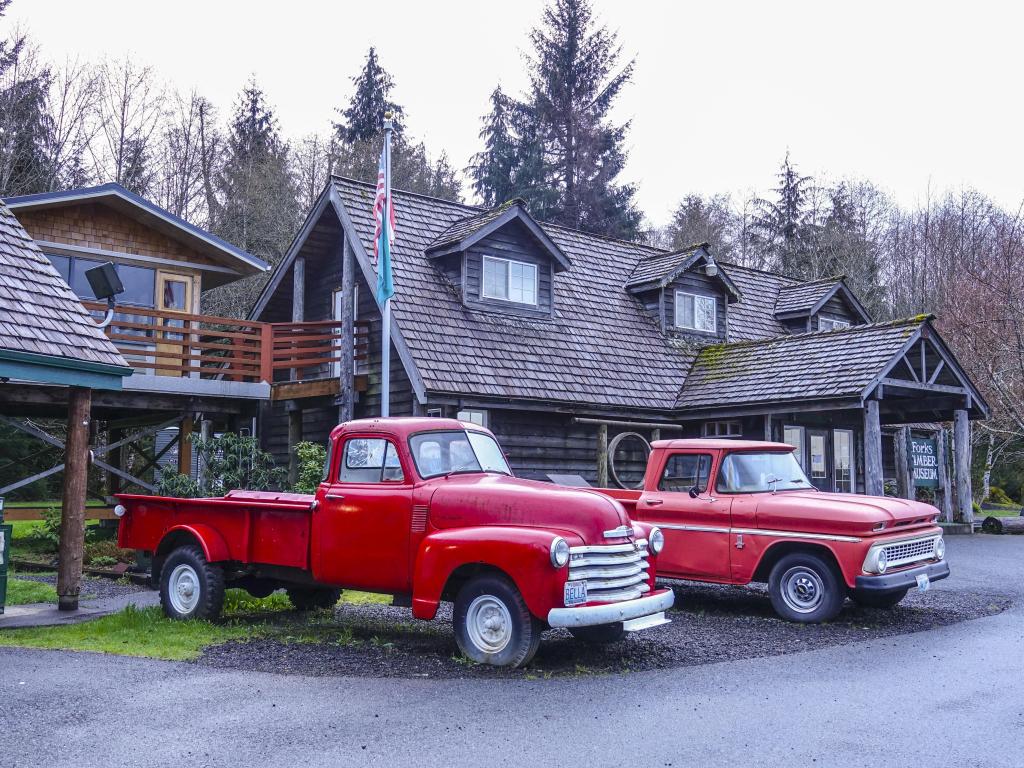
[1, 535, 1022, 768]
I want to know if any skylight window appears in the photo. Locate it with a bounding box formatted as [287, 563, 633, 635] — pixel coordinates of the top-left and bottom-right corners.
[482, 255, 538, 305]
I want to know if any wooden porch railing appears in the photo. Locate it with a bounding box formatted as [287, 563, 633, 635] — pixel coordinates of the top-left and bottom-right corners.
[83, 301, 370, 384]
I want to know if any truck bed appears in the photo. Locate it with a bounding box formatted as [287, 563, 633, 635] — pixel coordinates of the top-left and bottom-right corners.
[116, 490, 316, 570]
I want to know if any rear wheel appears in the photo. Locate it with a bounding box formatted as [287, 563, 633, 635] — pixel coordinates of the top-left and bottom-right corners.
[851, 588, 909, 609]
[767, 552, 845, 623]
[453, 575, 541, 667]
[159, 545, 225, 621]
[286, 587, 342, 611]
[569, 623, 625, 644]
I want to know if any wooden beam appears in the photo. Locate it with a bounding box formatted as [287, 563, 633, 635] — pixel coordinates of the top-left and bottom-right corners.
[764, 415, 772, 441]
[177, 414, 194, 476]
[199, 419, 212, 490]
[288, 406, 303, 486]
[339, 235, 355, 423]
[863, 400, 884, 496]
[271, 378, 340, 401]
[894, 426, 913, 499]
[879, 377, 967, 396]
[953, 409, 973, 525]
[292, 255, 306, 323]
[573, 416, 684, 430]
[57, 386, 91, 612]
[4, 506, 115, 522]
[596, 423, 609, 489]
[935, 427, 954, 523]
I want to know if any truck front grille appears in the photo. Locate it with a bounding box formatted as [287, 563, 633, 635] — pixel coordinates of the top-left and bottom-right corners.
[881, 536, 940, 568]
[568, 541, 651, 603]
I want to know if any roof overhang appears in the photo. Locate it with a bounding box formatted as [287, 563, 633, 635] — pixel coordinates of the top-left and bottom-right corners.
[774, 280, 871, 323]
[626, 245, 742, 302]
[425, 205, 572, 272]
[0, 348, 133, 391]
[4, 184, 269, 277]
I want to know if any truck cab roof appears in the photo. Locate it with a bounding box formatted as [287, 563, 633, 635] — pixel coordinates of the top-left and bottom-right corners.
[329, 417, 491, 441]
[650, 439, 796, 452]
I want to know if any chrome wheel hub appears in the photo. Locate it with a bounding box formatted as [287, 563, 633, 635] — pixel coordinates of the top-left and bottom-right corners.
[465, 595, 513, 654]
[168, 563, 201, 615]
[781, 566, 825, 613]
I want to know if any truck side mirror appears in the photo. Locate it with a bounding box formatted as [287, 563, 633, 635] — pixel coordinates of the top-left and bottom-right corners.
[688, 486, 700, 499]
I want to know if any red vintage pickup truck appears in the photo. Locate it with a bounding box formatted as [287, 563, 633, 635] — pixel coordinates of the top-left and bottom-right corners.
[599, 439, 949, 623]
[115, 418, 673, 667]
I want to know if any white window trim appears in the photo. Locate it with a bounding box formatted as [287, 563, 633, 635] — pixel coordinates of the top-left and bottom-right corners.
[457, 408, 488, 427]
[819, 316, 851, 331]
[783, 425, 806, 470]
[832, 428, 855, 493]
[674, 290, 717, 333]
[481, 255, 539, 306]
[702, 420, 742, 438]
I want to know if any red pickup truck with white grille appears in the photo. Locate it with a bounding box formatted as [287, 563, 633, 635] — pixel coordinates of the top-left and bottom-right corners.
[116, 418, 673, 667]
[599, 439, 949, 623]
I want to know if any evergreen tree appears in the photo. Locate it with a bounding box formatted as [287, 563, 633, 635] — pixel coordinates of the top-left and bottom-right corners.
[470, 86, 519, 207]
[0, 72, 53, 196]
[208, 80, 299, 315]
[334, 47, 404, 143]
[666, 194, 737, 259]
[752, 151, 815, 275]
[525, 0, 641, 240]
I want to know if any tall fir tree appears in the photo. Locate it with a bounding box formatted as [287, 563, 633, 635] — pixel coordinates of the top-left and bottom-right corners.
[470, 86, 519, 207]
[334, 47, 404, 143]
[525, 0, 641, 240]
[752, 151, 815, 275]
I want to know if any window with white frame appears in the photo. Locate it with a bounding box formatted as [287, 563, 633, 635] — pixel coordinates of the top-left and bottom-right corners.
[675, 291, 716, 333]
[457, 408, 488, 427]
[783, 425, 805, 469]
[482, 256, 538, 305]
[818, 317, 851, 332]
[703, 420, 742, 438]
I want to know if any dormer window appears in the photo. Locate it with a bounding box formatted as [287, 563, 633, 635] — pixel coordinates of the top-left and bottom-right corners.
[675, 290, 716, 333]
[819, 317, 850, 332]
[482, 255, 538, 306]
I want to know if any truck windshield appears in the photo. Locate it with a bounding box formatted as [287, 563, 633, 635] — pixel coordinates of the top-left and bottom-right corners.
[409, 430, 513, 479]
[716, 451, 813, 494]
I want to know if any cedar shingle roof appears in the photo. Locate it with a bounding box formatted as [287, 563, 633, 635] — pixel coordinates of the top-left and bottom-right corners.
[333, 177, 690, 410]
[719, 263, 796, 341]
[625, 243, 706, 288]
[0, 200, 128, 370]
[426, 200, 509, 251]
[678, 317, 924, 410]
[774, 276, 844, 316]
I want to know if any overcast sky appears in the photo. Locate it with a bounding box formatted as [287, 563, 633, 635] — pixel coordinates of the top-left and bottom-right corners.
[10, 0, 1024, 225]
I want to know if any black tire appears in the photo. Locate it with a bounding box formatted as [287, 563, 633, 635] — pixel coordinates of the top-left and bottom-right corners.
[453, 575, 542, 668]
[569, 623, 626, 644]
[767, 552, 845, 623]
[851, 588, 909, 609]
[159, 545, 225, 621]
[286, 587, 342, 611]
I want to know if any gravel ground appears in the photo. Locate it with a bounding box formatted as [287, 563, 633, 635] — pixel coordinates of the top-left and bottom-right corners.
[198, 579, 1010, 679]
[11, 571, 149, 601]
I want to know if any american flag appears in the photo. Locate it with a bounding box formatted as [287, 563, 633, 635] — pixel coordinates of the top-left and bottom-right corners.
[373, 148, 396, 265]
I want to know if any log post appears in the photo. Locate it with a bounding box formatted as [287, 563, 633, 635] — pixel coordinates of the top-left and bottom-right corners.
[287, 403, 303, 487]
[954, 409, 973, 524]
[863, 400, 884, 496]
[894, 426, 913, 499]
[57, 386, 91, 611]
[935, 428, 953, 522]
[596, 423, 609, 488]
[292, 255, 306, 323]
[177, 414, 193, 477]
[338, 234, 356, 424]
[764, 415, 772, 441]
[198, 419, 212, 491]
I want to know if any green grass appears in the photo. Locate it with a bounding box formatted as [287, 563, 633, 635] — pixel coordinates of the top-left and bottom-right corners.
[980, 504, 1022, 518]
[0, 605, 261, 661]
[5, 577, 58, 605]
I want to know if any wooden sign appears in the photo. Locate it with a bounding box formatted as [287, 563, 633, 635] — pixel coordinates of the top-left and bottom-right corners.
[909, 437, 939, 488]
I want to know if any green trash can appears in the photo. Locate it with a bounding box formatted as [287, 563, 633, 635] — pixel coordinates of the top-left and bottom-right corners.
[0, 497, 9, 614]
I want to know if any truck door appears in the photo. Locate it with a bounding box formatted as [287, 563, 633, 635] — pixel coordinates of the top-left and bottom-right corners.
[314, 434, 412, 593]
[635, 451, 733, 582]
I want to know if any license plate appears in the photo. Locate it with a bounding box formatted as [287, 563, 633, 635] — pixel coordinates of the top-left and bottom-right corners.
[916, 573, 930, 593]
[564, 581, 587, 607]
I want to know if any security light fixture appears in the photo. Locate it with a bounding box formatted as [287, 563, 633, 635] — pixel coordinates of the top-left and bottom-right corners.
[84, 262, 124, 328]
[704, 255, 719, 277]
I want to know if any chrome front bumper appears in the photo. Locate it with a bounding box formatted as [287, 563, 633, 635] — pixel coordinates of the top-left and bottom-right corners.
[547, 588, 674, 629]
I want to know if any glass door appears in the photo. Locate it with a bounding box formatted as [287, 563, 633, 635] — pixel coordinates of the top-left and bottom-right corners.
[156, 271, 193, 377]
[807, 429, 831, 492]
[833, 429, 855, 493]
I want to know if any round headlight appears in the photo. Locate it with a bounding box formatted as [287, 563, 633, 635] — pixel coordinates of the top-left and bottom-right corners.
[876, 548, 888, 574]
[113, 504, 127, 518]
[550, 537, 570, 568]
[649, 527, 665, 555]
[934, 537, 945, 561]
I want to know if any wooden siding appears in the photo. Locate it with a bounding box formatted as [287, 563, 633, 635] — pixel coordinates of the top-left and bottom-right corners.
[17, 204, 220, 268]
[463, 220, 554, 317]
[813, 295, 857, 331]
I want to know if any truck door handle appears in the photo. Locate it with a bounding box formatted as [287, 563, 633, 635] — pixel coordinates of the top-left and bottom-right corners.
[326, 493, 345, 501]
[644, 499, 664, 506]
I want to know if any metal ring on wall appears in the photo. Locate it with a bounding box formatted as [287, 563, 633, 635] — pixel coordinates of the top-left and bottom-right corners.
[608, 431, 652, 490]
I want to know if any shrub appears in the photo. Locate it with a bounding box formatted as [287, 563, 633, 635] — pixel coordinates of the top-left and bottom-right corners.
[156, 432, 287, 498]
[986, 486, 1014, 506]
[26, 506, 61, 547]
[84, 538, 134, 565]
[293, 441, 327, 494]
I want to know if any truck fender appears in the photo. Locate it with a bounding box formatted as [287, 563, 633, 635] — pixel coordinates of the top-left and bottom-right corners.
[750, 539, 850, 587]
[158, 524, 232, 564]
[412, 526, 578, 621]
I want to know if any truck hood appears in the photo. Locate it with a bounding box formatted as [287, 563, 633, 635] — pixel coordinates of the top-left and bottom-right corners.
[426, 473, 633, 544]
[753, 491, 940, 538]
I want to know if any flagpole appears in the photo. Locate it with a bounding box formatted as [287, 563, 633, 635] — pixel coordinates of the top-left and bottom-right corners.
[380, 112, 393, 418]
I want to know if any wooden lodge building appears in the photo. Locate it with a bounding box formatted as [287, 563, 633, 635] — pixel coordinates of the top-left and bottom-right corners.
[251, 177, 988, 519]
